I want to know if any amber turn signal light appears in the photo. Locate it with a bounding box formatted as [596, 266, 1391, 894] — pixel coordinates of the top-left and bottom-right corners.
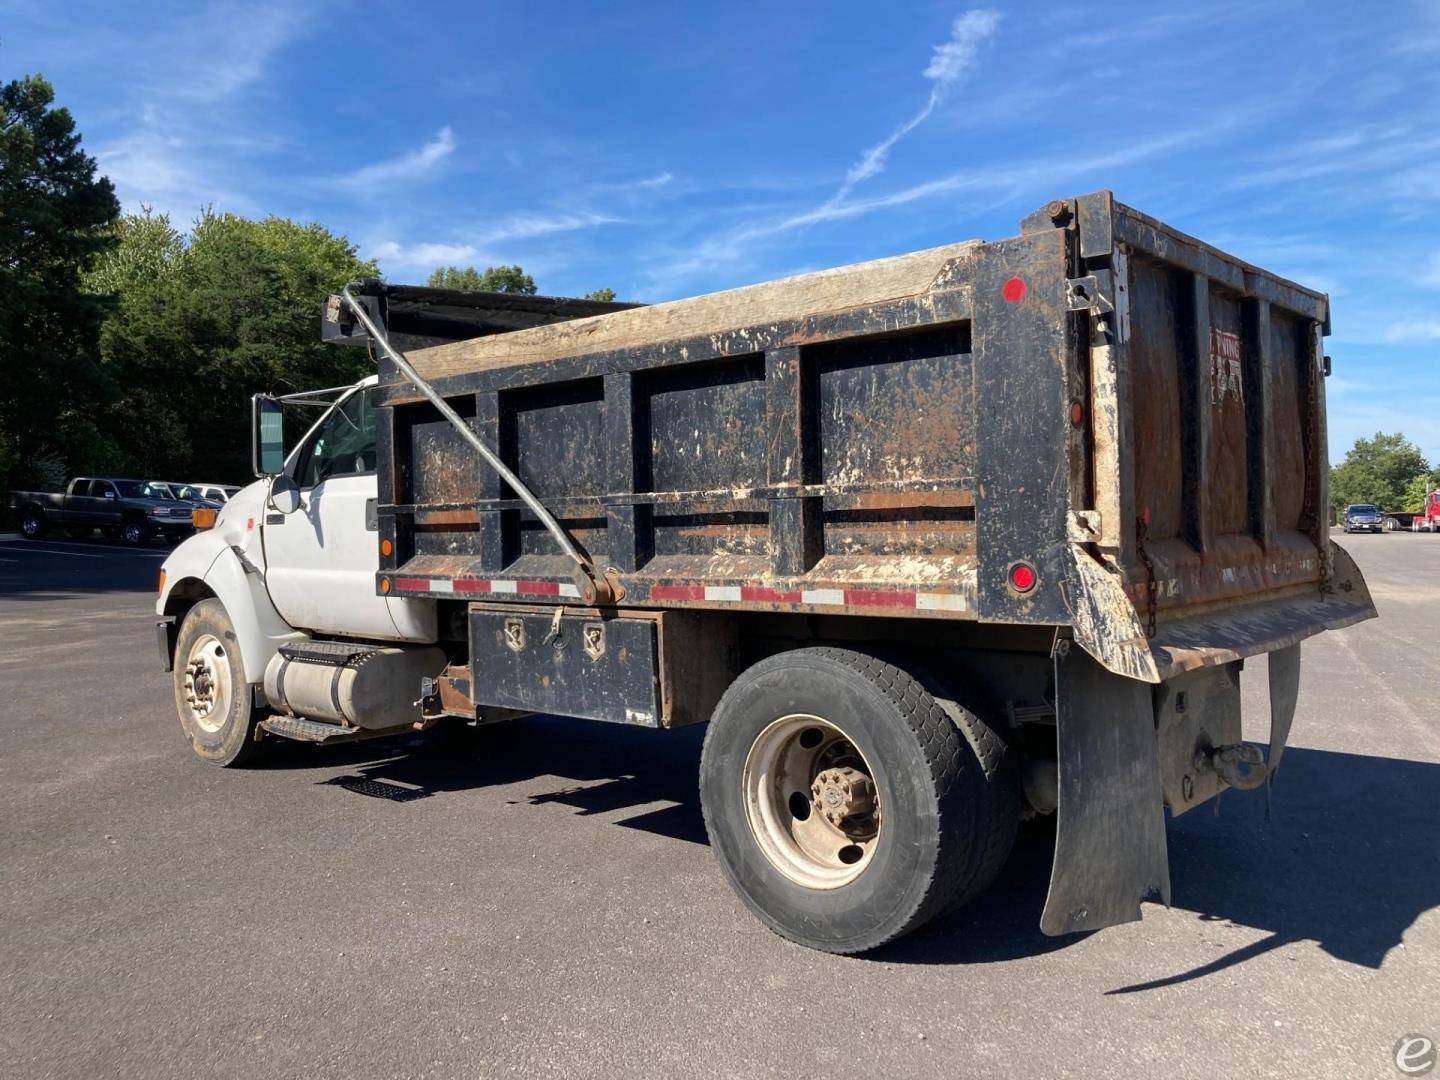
[191, 507, 218, 530]
[157, 569, 166, 595]
[379, 577, 391, 594]
[380, 538, 393, 557]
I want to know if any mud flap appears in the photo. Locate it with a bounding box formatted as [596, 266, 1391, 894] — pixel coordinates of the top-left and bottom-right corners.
[1041, 641, 1171, 936]
[1266, 642, 1301, 791]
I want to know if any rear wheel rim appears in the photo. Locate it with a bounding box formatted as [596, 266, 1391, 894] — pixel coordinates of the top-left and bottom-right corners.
[183, 635, 232, 734]
[22, 516, 40, 536]
[125, 523, 142, 543]
[741, 714, 882, 890]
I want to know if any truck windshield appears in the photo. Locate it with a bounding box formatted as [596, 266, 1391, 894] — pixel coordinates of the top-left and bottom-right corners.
[1350, 505, 1377, 514]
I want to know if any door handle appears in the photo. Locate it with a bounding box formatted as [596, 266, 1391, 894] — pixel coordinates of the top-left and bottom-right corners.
[265, 513, 286, 525]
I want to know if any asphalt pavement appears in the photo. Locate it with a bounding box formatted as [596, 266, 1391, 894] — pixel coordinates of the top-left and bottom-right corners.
[0, 531, 1436, 1079]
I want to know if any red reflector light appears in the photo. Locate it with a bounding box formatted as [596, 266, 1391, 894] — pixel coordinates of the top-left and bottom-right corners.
[1008, 562, 1037, 593]
[1069, 400, 1084, 427]
[1001, 276, 1027, 303]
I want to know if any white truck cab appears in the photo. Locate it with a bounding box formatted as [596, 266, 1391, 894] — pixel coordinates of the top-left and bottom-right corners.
[156, 375, 434, 692]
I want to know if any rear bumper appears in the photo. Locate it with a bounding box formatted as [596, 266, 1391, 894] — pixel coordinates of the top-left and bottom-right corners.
[1148, 542, 1375, 680]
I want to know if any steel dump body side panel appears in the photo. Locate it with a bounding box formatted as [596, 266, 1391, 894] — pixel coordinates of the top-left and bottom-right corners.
[377, 279, 989, 619]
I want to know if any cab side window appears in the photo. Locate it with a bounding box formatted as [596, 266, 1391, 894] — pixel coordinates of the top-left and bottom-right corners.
[295, 388, 378, 488]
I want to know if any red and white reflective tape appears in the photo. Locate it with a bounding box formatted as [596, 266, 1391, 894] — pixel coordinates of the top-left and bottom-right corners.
[630, 583, 966, 610]
[388, 576, 966, 611]
[391, 576, 582, 599]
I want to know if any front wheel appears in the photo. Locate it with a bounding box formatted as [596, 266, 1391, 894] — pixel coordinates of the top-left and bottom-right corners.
[20, 509, 46, 538]
[700, 646, 1018, 954]
[172, 599, 265, 766]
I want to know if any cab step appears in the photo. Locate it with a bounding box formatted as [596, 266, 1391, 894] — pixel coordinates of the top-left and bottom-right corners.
[260, 715, 367, 744]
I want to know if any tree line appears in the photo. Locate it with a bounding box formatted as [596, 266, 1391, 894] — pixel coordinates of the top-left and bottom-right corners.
[0, 75, 614, 494]
[1328, 432, 1438, 514]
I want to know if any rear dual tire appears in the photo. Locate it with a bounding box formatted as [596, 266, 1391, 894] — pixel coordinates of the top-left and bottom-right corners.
[700, 646, 1018, 954]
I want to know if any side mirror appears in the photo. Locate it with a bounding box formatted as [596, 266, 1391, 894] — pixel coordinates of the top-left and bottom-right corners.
[103, 490, 117, 500]
[268, 473, 302, 515]
[252, 394, 285, 477]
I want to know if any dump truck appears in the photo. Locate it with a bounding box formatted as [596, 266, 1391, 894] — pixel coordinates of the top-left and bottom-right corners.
[155, 191, 1376, 954]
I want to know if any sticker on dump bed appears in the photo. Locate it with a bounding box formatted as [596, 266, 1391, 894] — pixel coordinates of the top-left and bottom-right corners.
[1210, 328, 1244, 406]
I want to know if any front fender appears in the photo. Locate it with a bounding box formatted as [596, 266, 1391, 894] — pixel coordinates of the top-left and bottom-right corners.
[159, 529, 304, 683]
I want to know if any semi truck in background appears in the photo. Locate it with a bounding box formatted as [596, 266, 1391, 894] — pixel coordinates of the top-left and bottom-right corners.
[154, 192, 1376, 954]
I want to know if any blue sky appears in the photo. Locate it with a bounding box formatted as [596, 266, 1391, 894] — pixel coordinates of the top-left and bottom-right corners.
[4, 0, 1438, 464]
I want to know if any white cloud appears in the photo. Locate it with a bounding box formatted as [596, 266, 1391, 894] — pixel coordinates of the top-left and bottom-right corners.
[636, 172, 673, 189]
[370, 240, 479, 271]
[90, 3, 314, 218]
[1384, 319, 1440, 343]
[477, 210, 620, 244]
[338, 127, 457, 189]
[96, 130, 256, 222]
[832, 10, 1000, 202]
[1422, 251, 1440, 288]
[367, 210, 619, 276]
[654, 113, 1247, 287]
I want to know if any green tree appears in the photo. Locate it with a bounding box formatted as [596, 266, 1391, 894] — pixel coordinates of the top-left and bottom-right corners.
[1401, 470, 1440, 512]
[427, 263, 537, 294]
[0, 74, 120, 489]
[1329, 433, 1429, 513]
[86, 210, 377, 481]
[584, 287, 616, 302]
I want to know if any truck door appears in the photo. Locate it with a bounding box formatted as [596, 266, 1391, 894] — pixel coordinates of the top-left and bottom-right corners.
[85, 479, 121, 526]
[261, 386, 400, 639]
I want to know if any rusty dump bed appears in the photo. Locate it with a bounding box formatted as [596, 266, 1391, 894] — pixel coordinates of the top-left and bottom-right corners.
[374, 191, 1375, 680]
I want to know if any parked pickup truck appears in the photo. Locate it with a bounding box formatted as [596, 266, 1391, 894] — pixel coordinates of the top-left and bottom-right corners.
[10, 477, 200, 544]
[156, 192, 1376, 954]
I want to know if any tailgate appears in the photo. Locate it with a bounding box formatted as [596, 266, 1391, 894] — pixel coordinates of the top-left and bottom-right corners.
[1058, 193, 1375, 674]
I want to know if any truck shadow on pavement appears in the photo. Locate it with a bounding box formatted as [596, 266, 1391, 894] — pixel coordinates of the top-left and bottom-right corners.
[267, 721, 1439, 981]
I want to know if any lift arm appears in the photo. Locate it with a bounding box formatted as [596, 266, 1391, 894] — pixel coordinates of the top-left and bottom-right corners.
[339, 284, 619, 606]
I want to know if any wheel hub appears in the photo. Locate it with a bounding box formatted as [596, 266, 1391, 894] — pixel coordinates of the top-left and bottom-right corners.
[180, 635, 231, 733]
[813, 767, 876, 830]
[741, 714, 883, 890]
[185, 658, 217, 716]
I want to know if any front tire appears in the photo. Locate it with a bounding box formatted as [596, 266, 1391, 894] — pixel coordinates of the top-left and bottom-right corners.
[700, 646, 1018, 954]
[172, 599, 265, 767]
